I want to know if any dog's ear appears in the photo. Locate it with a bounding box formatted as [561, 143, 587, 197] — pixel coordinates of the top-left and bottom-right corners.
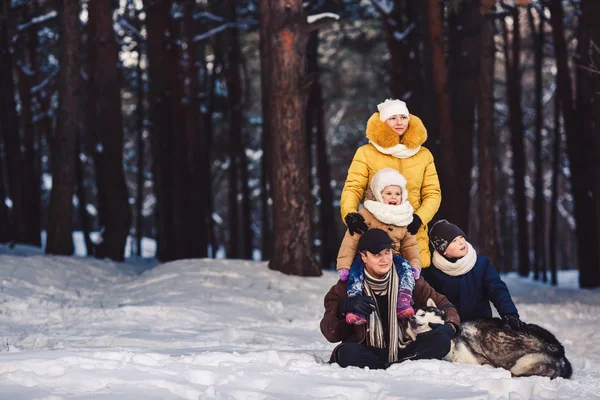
[426, 298, 436, 308]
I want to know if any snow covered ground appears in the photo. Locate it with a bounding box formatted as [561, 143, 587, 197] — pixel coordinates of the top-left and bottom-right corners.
[0, 244, 599, 399]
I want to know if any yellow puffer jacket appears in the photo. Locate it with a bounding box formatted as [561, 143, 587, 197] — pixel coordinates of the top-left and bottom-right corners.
[340, 113, 441, 268]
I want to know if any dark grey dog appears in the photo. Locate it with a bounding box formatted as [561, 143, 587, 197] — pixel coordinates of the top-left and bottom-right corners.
[406, 299, 572, 379]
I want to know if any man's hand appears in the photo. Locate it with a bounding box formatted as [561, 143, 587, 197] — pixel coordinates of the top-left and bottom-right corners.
[428, 322, 456, 339]
[345, 213, 368, 236]
[503, 313, 526, 330]
[407, 214, 422, 235]
[338, 295, 376, 317]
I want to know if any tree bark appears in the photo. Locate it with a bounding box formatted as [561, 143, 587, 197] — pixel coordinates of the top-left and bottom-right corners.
[182, 2, 207, 258]
[16, 5, 41, 247]
[258, 0, 272, 261]
[527, 5, 546, 281]
[478, 10, 497, 266]
[0, 0, 22, 245]
[505, 7, 530, 276]
[425, 0, 459, 224]
[549, 91, 561, 286]
[0, 0, 15, 243]
[573, 0, 600, 287]
[306, 30, 338, 269]
[135, 29, 145, 257]
[87, 0, 132, 261]
[146, 0, 176, 261]
[550, 0, 600, 287]
[448, 0, 482, 231]
[225, 0, 253, 259]
[46, 0, 80, 255]
[75, 130, 94, 256]
[259, 0, 320, 276]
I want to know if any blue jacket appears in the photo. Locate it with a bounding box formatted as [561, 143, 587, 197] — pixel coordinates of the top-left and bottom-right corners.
[424, 255, 518, 321]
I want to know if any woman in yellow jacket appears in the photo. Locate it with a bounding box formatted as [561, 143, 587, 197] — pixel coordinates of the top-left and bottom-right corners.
[340, 99, 441, 268]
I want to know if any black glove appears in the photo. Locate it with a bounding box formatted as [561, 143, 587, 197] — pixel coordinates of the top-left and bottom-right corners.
[407, 214, 422, 235]
[503, 313, 525, 330]
[345, 212, 368, 236]
[428, 322, 456, 339]
[338, 295, 376, 317]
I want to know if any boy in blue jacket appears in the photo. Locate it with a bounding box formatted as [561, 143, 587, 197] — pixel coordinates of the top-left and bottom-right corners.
[424, 220, 525, 329]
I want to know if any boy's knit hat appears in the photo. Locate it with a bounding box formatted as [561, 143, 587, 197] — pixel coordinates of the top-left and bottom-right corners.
[370, 168, 409, 204]
[429, 220, 466, 254]
[358, 228, 393, 255]
[377, 99, 410, 122]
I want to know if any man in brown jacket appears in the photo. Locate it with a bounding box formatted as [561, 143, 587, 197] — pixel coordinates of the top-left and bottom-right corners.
[320, 228, 460, 369]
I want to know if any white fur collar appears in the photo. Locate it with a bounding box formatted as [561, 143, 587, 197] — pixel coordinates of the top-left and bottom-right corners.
[432, 242, 477, 276]
[369, 140, 420, 159]
[363, 200, 414, 227]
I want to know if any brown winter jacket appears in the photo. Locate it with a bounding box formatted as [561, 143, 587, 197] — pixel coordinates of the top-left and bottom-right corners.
[320, 277, 460, 361]
[336, 207, 421, 271]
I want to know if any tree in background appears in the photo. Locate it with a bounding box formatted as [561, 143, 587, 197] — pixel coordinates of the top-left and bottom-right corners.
[550, 0, 600, 288]
[0, 0, 19, 244]
[16, 2, 42, 247]
[46, 0, 80, 255]
[446, 0, 482, 231]
[145, 0, 176, 261]
[87, 0, 132, 261]
[259, 0, 320, 276]
[477, 2, 498, 266]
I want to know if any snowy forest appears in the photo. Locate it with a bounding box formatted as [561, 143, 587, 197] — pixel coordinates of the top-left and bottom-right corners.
[1, 0, 599, 288]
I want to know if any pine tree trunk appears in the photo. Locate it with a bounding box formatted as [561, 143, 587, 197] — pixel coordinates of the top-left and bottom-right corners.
[259, 0, 320, 276]
[168, 15, 189, 259]
[0, 0, 21, 245]
[383, 0, 409, 99]
[505, 8, 530, 276]
[448, 0, 482, 231]
[88, 1, 132, 261]
[425, 0, 459, 224]
[573, 0, 600, 287]
[478, 11, 497, 266]
[46, 0, 80, 255]
[146, 0, 176, 261]
[17, 6, 41, 247]
[75, 130, 94, 256]
[224, 0, 245, 259]
[258, 0, 273, 262]
[135, 34, 145, 258]
[549, 92, 561, 286]
[550, 0, 600, 287]
[528, 5, 546, 281]
[182, 2, 207, 258]
[225, 16, 253, 260]
[306, 30, 338, 269]
[202, 43, 218, 257]
[0, 0, 14, 242]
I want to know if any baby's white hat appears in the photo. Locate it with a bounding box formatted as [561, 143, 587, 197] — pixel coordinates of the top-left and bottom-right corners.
[370, 168, 409, 204]
[377, 99, 410, 122]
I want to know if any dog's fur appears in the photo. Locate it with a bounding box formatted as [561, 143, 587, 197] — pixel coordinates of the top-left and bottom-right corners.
[406, 299, 572, 379]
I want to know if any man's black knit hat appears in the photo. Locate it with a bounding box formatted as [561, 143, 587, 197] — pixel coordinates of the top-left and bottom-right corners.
[429, 220, 466, 254]
[358, 228, 392, 254]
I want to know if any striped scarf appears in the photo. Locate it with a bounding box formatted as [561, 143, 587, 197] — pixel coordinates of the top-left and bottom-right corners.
[364, 267, 400, 362]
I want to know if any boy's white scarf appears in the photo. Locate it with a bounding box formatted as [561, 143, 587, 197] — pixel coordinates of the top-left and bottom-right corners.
[432, 242, 477, 276]
[363, 200, 414, 227]
[370, 141, 420, 159]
